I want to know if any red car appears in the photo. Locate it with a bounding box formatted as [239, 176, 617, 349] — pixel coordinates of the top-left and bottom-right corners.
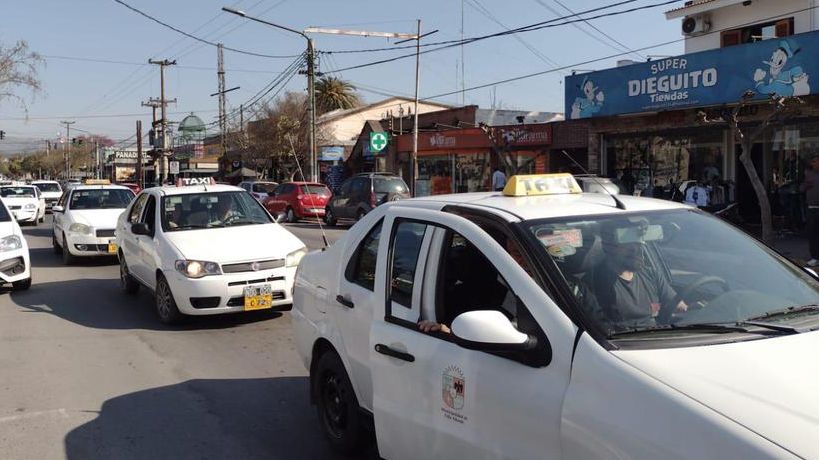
[263, 182, 331, 223]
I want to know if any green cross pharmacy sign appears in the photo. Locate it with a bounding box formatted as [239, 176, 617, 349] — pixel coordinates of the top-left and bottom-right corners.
[369, 132, 389, 153]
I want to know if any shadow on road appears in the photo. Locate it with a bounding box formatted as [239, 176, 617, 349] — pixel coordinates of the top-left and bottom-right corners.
[21, 225, 54, 239]
[64, 377, 379, 460]
[28, 247, 119, 269]
[9, 278, 285, 331]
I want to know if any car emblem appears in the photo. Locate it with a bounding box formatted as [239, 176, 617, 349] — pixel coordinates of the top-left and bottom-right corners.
[251, 262, 260, 271]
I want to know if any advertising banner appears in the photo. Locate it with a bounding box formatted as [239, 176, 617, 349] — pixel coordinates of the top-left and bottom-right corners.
[319, 146, 345, 161]
[565, 30, 819, 119]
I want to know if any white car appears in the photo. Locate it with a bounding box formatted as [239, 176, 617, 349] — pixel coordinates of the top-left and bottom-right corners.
[292, 173, 819, 460]
[52, 183, 136, 264]
[0, 185, 45, 226]
[115, 184, 307, 324]
[0, 198, 31, 290]
[32, 180, 64, 212]
[239, 181, 279, 201]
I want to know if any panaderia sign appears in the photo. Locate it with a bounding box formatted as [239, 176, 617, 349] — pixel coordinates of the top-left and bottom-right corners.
[565, 30, 819, 119]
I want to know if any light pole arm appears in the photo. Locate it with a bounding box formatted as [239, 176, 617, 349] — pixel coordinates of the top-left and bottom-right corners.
[221, 7, 309, 41]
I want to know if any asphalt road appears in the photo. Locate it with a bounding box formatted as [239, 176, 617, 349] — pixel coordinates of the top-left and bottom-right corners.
[0, 216, 375, 459]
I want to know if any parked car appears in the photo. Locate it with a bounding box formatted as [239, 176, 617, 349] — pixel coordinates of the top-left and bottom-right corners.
[116, 184, 307, 324]
[238, 181, 279, 201]
[32, 180, 64, 213]
[0, 185, 46, 225]
[263, 182, 331, 223]
[324, 173, 410, 226]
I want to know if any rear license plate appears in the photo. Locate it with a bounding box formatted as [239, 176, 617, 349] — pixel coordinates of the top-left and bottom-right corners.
[244, 284, 273, 311]
[108, 242, 118, 254]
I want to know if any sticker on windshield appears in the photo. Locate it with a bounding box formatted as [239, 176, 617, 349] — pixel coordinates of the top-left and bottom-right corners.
[441, 365, 468, 424]
[168, 197, 182, 205]
[548, 244, 577, 258]
[535, 228, 582, 248]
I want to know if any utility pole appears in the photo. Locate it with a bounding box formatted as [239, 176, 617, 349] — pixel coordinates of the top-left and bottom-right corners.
[136, 120, 143, 188]
[412, 19, 422, 197]
[60, 121, 75, 180]
[217, 44, 227, 159]
[148, 59, 177, 185]
[239, 104, 244, 133]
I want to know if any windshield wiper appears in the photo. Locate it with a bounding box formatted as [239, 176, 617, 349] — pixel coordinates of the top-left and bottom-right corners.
[745, 304, 819, 322]
[734, 320, 802, 334]
[225, 219, 262, 226]
[608, 323, 751, 339]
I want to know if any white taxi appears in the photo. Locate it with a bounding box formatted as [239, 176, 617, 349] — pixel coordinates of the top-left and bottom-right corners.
[0, 197, 31, 290]
[52, 181, 135, 264]
[1, 185, 45, 225]
[115, 183, 307, 324]
[32, 180, 64, 212]
[293, 174, 819, 460]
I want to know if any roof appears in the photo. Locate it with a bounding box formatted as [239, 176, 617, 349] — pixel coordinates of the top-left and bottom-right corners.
[395, 192, 690, 221]
[665, 0, 745, 19]
[153, 184, 243, 196]
[71, 184, 131, 191]
[317, 97, 452, 124]
[31, 180, 59, 184]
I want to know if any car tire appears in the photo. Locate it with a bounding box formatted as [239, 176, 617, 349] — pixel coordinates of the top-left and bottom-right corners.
[286, 207, 297, 223]
[155, 274, 183, 324]
[324, 207, 337, 227]
[314, 351, 370, 454]
[61, 233, 75, 265]
[52, 232, 61, 254]
[12, 277, 32, 291]
[119, 256, 140, 295]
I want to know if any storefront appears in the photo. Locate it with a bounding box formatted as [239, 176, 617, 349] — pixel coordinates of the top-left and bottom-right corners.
[104, 148, 150, 183]
[565, 29, 819, 222]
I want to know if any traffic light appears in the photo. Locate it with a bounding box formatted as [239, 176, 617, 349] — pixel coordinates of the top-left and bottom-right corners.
[78, 139, 83, 145]
[0, 130, 5, 140]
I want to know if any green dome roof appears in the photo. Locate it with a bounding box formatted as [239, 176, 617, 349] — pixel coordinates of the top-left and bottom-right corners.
[178, 113, 206, 133]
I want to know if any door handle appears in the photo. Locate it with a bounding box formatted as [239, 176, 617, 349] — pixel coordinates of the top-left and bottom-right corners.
[335, 295, 355, 309]
[374, 344, 415, 362]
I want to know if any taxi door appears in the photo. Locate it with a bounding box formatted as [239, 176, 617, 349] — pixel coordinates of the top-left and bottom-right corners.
[132, 195, 160, 288]
[369, 207, 577, 460]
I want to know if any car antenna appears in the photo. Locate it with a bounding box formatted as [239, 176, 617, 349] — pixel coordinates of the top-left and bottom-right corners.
[559, 149, 626, 210]
[288, 136, 330, 249]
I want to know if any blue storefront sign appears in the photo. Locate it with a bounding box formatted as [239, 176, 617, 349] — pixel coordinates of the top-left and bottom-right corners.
[565, 30, 819, 119]
[319, 146, 345, 161]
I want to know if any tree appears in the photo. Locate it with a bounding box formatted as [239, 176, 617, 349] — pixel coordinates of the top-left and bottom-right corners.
[314, 76, 361, 115]
[698, 91, 804, 243]
[0, 40, 44, 113]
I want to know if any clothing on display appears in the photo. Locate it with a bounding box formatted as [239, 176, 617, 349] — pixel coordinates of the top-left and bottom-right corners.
[684, 184, 710, 207]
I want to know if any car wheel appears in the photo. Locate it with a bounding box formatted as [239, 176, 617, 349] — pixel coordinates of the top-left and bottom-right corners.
[61, 233, 75, 265]
[314, 351, 370, 454]
[119, 256, 140, 295]
[155, 275, 183, 324]
[324, 207, 337, 227]
[286, 207, 297, 223]
[52, 232, 61, 254]
[12, 277, 32, 291]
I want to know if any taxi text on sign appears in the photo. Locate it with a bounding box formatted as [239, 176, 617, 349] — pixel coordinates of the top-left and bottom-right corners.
[502, 174, 582, 197]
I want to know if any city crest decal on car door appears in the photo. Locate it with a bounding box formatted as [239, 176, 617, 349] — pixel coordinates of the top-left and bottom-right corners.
[441, 365, 467, 423]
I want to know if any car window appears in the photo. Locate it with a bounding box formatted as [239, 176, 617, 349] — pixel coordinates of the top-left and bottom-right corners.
[141, 195, 156, 234]
[69, 189, 134, 210]
[345, 220, 383, 291]
[162, 191, 272, 231]
[1, 187, 37, 198]
[253, 183, 277, 194]
[0, 202, 11, 222]
[34, 182, 61, 193]
[389, 221, 428, 308]
[128, 193, 149, 224]
[300, 184, 329, 195]
[351, 178, 369, 194]
[373, 177, 408, 194]
[339, 179, 352, 196]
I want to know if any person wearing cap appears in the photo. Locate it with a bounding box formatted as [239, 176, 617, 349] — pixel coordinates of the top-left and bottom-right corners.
[593, 220, 688, 329]
[801, 155, 819, 266]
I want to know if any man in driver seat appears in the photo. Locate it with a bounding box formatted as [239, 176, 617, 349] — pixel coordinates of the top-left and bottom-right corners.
[594, 219, 688, 329]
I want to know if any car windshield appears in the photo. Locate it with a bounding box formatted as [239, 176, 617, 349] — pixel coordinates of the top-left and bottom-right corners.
[1, 187, 37, 198]
[525, 209, 819, 340]
[70, 189, 134, 209]
[252, 182, 278, 194]
[161, 191, 272, 231]
[300, 184, 329, 195]
[0, 203, 11, 222]
[373, 177, 408, 193]
[34, 183, 61, 193]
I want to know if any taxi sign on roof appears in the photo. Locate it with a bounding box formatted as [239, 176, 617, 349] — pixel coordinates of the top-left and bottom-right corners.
[83, 179, 111, 185]
[502, 173, 582, 197]
[176, 177, 216, 187]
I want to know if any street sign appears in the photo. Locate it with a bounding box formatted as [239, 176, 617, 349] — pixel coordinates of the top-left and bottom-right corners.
[369, 132, 389, 153]
[169, 161, 180, 174]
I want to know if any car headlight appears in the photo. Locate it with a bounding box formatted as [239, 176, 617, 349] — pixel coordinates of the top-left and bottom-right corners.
[0, 235, 22, 252]
[286, 247, 308, 267]
[175, 260, 221, 279]
[68, 223, 93, 235]
[24, 203, 36, 210]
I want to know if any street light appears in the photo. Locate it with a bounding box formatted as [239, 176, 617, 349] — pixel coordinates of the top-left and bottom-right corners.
[222, 7, 318, 182]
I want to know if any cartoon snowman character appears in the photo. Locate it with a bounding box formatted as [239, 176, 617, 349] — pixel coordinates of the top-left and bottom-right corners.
[754, 40, 810, 97]
[571, 77, 605, 119]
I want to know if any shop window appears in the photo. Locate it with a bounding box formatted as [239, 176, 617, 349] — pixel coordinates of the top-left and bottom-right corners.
[721, 18, 793, 48]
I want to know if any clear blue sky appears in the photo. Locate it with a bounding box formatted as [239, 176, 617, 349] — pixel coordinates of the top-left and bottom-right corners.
[0, 0, 685, 152]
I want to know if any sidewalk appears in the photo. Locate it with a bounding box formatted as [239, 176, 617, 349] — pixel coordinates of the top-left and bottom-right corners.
[771, 233, 812, 264]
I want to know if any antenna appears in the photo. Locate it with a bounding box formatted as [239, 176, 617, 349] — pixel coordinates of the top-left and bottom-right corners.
[287, 136, 330, 248]
[559, 150, 626, 210]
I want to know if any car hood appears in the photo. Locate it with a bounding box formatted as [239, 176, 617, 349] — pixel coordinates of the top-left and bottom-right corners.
[163, 223, 305, 263]
[69, 209, 127, 228]
[615, 331, 819, 458]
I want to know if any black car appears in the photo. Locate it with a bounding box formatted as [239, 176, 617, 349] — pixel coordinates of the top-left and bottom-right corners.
[324, 173, 410, 226]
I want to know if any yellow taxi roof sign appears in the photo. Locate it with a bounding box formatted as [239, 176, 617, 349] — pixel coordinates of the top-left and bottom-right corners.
[502, 173, 582, 197]
[83, 179, 111, 185]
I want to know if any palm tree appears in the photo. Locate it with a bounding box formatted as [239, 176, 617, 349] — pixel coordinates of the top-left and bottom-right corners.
[314, 76, 361, 115]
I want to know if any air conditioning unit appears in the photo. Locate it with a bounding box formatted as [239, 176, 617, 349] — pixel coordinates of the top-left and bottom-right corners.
[682, 14, 711, 35]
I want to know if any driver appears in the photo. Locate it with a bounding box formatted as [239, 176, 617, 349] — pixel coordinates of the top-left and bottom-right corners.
[213, 196, 240, 225]
[593, 219, 688, 329]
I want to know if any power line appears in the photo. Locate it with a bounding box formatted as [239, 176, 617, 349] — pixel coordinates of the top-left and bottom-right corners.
[112, 0, 302, 59]
[42, 54, 292, 74]
[548, 0, 645, 59]
[322, 0, 682, 73]
[0, 109, 218, 122]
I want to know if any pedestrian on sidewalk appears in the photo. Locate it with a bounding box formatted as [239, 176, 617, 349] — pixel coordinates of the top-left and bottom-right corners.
[492, 166, 507, 192]
[801, 155, 819, 266]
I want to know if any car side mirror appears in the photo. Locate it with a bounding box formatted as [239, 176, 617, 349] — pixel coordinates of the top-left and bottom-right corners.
[451, 310, 537, 352]
[131, 222, 151, 236]
[52, 205, 64, 213]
